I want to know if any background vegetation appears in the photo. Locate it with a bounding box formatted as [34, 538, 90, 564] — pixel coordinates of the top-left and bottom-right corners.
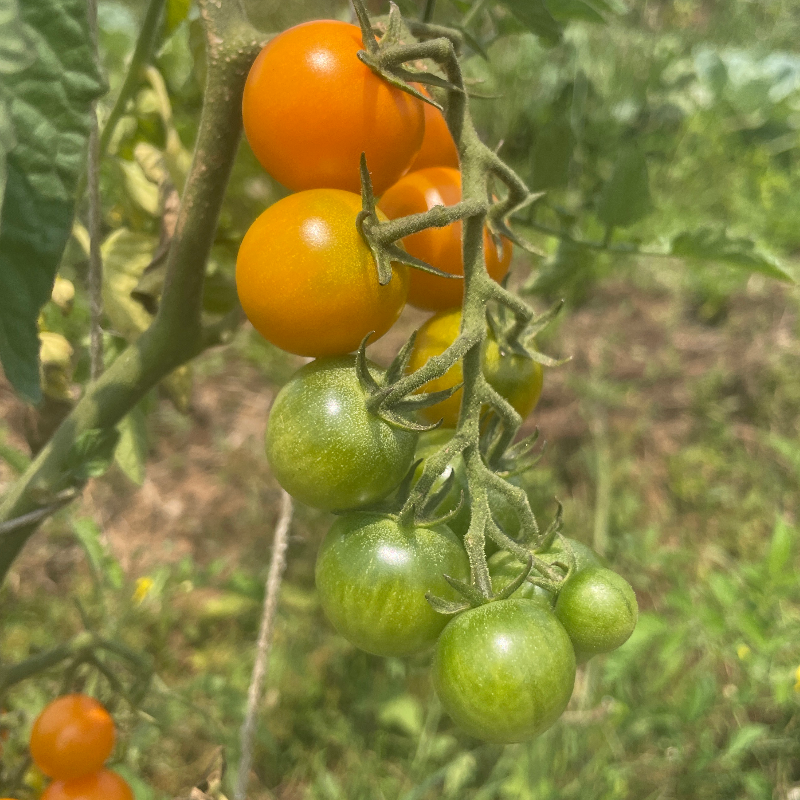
[1, 0, 799, 797]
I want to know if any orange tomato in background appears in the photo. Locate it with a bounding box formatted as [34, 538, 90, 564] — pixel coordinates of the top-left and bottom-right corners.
[243, 20, 425, 194]
[408, 100, 459, 171]
[379, 167, 512, 310]
[29, 695, 114, 781]
[40, 770, 133, 800]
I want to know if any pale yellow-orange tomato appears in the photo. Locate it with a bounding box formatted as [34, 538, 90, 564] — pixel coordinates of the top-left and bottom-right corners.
[236, 189, 409, 357]
[407, 309, 544, 427]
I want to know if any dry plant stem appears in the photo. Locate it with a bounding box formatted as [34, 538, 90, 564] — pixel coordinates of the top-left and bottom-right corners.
[235, 490, 293, 800]
[0, 1, 265, 585]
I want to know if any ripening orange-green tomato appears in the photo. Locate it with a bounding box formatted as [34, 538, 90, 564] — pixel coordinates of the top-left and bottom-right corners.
[408, 99, 459, 171]
[242, 20, 425, 194]
[29, 695, 115, 781]
[236, 189, 409, 357]
[378, 167, 512, 310]
[407, 309, 544, 427]
[40, 770, 134, 800]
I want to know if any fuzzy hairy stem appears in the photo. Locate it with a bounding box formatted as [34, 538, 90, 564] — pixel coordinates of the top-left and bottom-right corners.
[0, 2, 264, 585]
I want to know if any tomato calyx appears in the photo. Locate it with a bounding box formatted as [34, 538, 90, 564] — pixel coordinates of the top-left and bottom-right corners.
[355, 334, 462, 433]
[356, 155, 483, 289]
[351, 2, 463, 108]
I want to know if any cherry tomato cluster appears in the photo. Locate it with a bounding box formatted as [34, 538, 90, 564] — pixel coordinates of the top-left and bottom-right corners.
[237, 15, 637, 744]
[28, 694, 132, 800]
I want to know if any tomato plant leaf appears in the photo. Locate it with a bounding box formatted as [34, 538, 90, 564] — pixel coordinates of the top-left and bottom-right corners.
[115, 406, 148, 486]
[670, 228, 795, 283]
[500, 0, 562, 46]
[166, 0, 192, 34]
[596, 144, 652, 228]
[0, 0, 104, 402]
[64, 427, 120, 484]
[545, 0, 607, 25]
[530, 116, 574, 191]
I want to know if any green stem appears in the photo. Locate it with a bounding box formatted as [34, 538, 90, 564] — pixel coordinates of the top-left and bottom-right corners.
[0, 3, 264, 585]
[99, 0, 166, 158]
[421, 0, 437, 22]
[0, 632, 94, 693]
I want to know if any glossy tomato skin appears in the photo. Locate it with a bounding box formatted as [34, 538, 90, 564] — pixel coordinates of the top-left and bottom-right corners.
[29, 694, 114, 780]
[555, 567, 638, 658]
[315, 513, 470, 657]
[40, 770, 133, 800]
[378, 168, 512, 310]
[408, 101, 459, 171]
[243, 21, 425, 194]
[432, 599, 576, 742]
[265, 357, 417, 511]
[236, 189, 408, 357]
[482, 337, 544, 420]
[406, 309, 543, 427]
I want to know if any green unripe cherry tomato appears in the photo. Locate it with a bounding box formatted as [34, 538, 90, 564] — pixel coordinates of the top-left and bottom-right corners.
[432, 599, 576, 743]
[555, 567, 638, 658]
[482, 335, 544, 421]
[265, 357, 417, 511]
[315, 513, 470, 657]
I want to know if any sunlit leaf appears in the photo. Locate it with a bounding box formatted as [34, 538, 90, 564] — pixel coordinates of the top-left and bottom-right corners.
[0, 0, 104, 401]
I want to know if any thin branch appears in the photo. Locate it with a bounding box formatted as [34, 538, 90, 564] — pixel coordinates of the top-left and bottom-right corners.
[235, 491, 293, 800]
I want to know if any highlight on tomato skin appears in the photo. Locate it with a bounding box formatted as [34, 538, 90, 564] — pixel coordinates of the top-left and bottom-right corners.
[378, 167, 512, 310]
[242, 19, 425, 194]
[235, 189, 408, 358]
[29, 694, 115, 781]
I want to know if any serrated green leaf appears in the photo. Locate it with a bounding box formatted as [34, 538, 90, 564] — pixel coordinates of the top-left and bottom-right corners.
[0, 0, 104, 401]
[72, 516, 124, 590]
[597, 144, 652, 228]
[115, 406, 148, 486]
[670, 228, 794, 283]
[0, 0, 36, 74]
[101, 228, 157, 340]
[546, 0, 606, 24]
[166, 0, 191, 34]
[500, 0, 562, 46]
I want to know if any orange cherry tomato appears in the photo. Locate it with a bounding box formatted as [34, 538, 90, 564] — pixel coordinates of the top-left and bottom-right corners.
[407, 309, 544, 427]
[408, 100, 459, 171]
[378, 167, 512, 310]
[40, 770, 133, 800]
[236, 189, 408, 357]
[29, 695, 115, 781]
[243, 20, 425, 194]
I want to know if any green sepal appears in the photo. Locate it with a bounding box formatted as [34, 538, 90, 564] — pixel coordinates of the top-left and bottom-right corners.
[376, 408, 439, 433]
[385, 330, 417, 385]
[494, 555, 533, 600]
[425, 593, 470, 616]
[392, 383, 462, 413]
[355, 336, 381, 394]
[535, 501, 563, 550]
[443, 573, 487, 607]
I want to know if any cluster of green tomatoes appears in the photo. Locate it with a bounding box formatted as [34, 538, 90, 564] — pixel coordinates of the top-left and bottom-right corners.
[235, 15, 637, 743]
